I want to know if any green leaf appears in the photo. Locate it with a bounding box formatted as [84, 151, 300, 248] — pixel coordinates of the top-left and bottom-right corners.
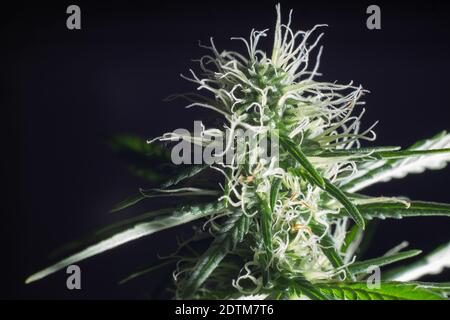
[319, 146, 401, 155]
[384, 242, 450, 281]
[299, 138, 322, 154]
[258, 194, 274, 283]
[309, 220, 350, 278]
[119, 232, 213, 285]
[292, 167, 365, 229]
[110, 193, 147, 213]
[50, 207, 173, 259]
[348, 250, 422, 275]
[264, 177, 282, 282]
[159, 164, 210, 188]
[111, 164, 210, 213]
[270, 177, 282, 211]
[25, 202, 225, 284]
[294, 283, 328, 300]
[179, 211, 250, 298]
[317, 147, 450, 161]
[338, 201, 450, 220]
[127, 166, 167, 182]
[315, 281, 446, 300]
[286, 278, 329, 300]
[313, 146, 400, 160]
[323, 179, 365, 229]
[341, 224, 362, 253]
[109, 134, 209, 188]
[119, 259, 176, 284]
[374, 148, 450, 159]
[110, 187, 218, 213]
[408, 282, 450, 297]
[108, 134, 171, 182]
[341, 131, 450, 192]
[356, 220, 378, 257]
[279, 134, 325, 188]
[108, 134, 171, 159]
[124, 165, 210, 201]
[341, 221, 378, 262]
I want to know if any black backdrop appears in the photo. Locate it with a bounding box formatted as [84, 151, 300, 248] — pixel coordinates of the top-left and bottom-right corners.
[2, 0, 450, 299]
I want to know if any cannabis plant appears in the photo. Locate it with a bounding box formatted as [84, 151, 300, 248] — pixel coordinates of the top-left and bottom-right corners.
[27, 5, 450, 300]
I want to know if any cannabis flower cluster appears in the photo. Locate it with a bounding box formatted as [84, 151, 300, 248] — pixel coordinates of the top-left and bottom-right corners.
[26, 5, 450, 300]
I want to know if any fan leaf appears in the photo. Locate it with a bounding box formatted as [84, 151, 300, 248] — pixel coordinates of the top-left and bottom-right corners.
[385, 242, 450, 281]
[110, 187, 218, 213]
[179, 211, 250, 298]
[348, 250, 422, 275]
[338, 201, 450, 220]
[292, 167, 365, 229]
[279, 134, 325, 188]
[315, 281, 446, 300]
[309, 220, 350, 278]
[258, 195, 274, 282]
[341, 131, 450, 192]
[159, 164, 210, 188]
[26, 202, 225, 284]
[317, 147, 450, 161]
[323, 179, 365, 229]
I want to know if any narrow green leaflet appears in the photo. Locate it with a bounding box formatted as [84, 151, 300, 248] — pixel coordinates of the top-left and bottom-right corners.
[408, 282, 450, 298]
[279, 134, 325, 188]
[270, 177, 282, 211]
[315, 281, 446, 300]
[119, 232, 213, 285]
[159, 164, 209, 188]
[374, 148, 450, 159]
[384, 242, 450, 281]
[111, 187, 218, 213]
[179, 212, 250, 298]
[309, 221, 350, 277]
[110, 193, 148, 213]
[26, 202, 225, 284]
[323, 179, 365, 229]
[317, 147, 450, 161]
[341, 131, 450, 192]
[292, 167, 365, 229]
[354, 220, 378, 258]
[341, 224, 362, 253]
[317, 146, 401, 155]
[119, 259, 176, 284]
[109, 133, 209, 191]
[348, 250, 422, 275]
[108, 134, 171, 183]
[258, 195, 273, 272]
[341, 221, 379, 262]
[127, 166, 167, 182]
[337, 201, 450, 220]
[266, 177, 282, 280]
[108, 134, 171, 159]
[49, 207, 173, 258]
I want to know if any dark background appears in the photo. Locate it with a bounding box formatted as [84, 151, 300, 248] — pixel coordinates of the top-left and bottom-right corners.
[2, 0, 450, 299]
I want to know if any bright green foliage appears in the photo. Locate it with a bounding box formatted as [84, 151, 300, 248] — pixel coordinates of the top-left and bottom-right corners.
[313, 282, 447, 300]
